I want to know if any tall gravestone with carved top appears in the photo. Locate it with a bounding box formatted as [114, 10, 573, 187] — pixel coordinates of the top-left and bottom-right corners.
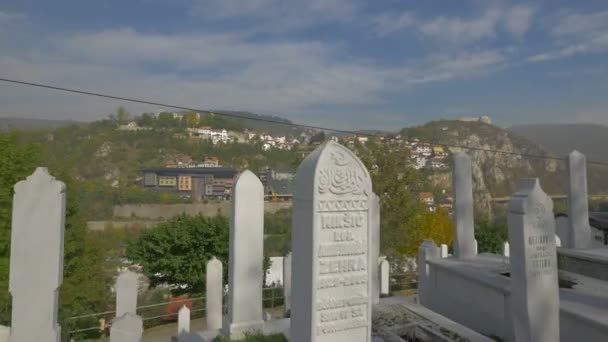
[508, 178, 559, 342]
[291, 141, 372, 342]
[9, 168, 65, 342]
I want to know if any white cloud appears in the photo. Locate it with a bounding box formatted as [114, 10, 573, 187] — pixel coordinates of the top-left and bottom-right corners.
[189, 0, 358, 32]
[373, 12, 416, 36]
[528, 10, 608, 62]
[0, 11, 25, 24]
[528, 32, 608, 62]
[373, 5, 535, 43]
[504, 5, 536, 37]
[551, 10, 608, 37]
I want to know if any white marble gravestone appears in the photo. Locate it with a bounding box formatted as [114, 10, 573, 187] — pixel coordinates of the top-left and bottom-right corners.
[508, 178, 559, 342]
[178, 305, 190, 334]
[110, 313, 143, 342]
[223, 170, 264, 338]
[291, 141, 372, 342]
[370, 193, 380, 304]
[206, 257, 223, 331]
[379, 258, 389, 296]
[440, 244, 448, 258]
[452, 152, 476, 258]
[283, 252, 292, 314]
[9, 168, 65, 342]
[116, 270, 138, 317]
[567, 150, 591, 248]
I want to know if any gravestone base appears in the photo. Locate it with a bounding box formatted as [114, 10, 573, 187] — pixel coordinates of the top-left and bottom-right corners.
[223, 320, 265, 339]
[558, 248, 608, 281]
[197, 319, 289, 342]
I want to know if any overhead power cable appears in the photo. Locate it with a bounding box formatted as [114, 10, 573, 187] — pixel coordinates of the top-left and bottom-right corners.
[2, 77, 608, 167]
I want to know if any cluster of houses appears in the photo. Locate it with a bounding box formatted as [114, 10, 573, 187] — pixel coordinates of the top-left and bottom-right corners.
[407, 139, 449, 170]
[246, 131, 302, 151]
[417, 191, 454, 213]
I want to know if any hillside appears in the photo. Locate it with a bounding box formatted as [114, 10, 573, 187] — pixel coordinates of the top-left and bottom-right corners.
[509, 123, 608, 162]
[402, 120, 608, 216]
[0, 116, 79, 131]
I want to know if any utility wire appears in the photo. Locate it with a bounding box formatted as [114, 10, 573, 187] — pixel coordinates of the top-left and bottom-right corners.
[2, 77, 608, 167]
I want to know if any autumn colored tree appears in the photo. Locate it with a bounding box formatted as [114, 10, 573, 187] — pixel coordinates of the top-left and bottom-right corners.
[412, 208, 454, 255]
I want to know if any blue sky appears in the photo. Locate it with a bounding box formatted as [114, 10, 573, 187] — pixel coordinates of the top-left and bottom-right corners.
[1, 0, 607, 130]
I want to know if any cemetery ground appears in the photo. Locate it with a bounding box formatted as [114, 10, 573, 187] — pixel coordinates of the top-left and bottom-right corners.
[4, 140, 608, 341]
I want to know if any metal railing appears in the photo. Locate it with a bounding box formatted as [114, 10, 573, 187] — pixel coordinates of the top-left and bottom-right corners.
[65, 287, 286, 340]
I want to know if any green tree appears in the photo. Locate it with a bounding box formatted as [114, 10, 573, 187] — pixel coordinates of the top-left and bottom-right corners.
[116, 106, 130, 124]
[126, 214, 230, 292]
[354, 141, 429, 256]
[183, 112, 200, 127]
[474, 217, 508, 254]
[415, 208, 454, 253]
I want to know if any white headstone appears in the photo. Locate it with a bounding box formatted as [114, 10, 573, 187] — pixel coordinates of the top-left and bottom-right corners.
[555, 234, 562, 248]
[9, 168, 65, 342]
[379, 259, 390, 296]
[508, 178, 559, 342]
[283, 252, 292, 314]
[116, 270, 138, 317]
[224, 170, 264, 338]
[110, 313, 143, 342]
[291, 141, 373, 342]
[474, 239, 478, 255]
[417, 240, 440, 306]
[178, 305, 190, 334]
[503, 242, 510, 257]
[452, 152, 476, 258]
[567, 150, 591, 248]
[370, 193, 380, 305]
[206, 257, 223, 331]
[440, 244, 448, 258]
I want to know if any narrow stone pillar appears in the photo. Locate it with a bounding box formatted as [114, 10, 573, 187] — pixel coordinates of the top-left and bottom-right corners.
[508, 178, 559, 342]
[206, 257, 223, 331]
[380, 258, 390, 296]
[452, 152, 476, 258]
[283, 252, 292, 314]
[115, 270, 138, 317]
[440, 244, 448, 258]
[503, 242, 510, 257]
[178, 305, 190, 334]
[9, 168, 65, 342]
[223, 170, 265, 338]
[567, 150, 591, 248]
[418, 240, 440, 307]
[370, 193, 381, 304]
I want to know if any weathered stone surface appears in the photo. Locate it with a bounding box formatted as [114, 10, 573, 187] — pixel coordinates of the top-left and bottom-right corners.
[110, 313, 143, 342]
[508, 178, 559, 342]
[206, 257, 223, 331]
[503, 242, 510, 257]
[116, 270, 138, 317]
[379, 259, 389, 296]
[224, 170, 264, 338]
[567, 150, 591, 248]
[178, 305, 190, 334]
[417, 240, 440, 307]
[291, 141, 373, 342]
[9, 168, 65, 342]
[452, 153, 475, 258]
[283, 252, 292, 314]
[370, 193, 380, 305]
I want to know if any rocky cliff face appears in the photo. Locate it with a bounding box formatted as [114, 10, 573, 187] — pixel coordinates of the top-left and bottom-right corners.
[404, 121, 564, 217]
